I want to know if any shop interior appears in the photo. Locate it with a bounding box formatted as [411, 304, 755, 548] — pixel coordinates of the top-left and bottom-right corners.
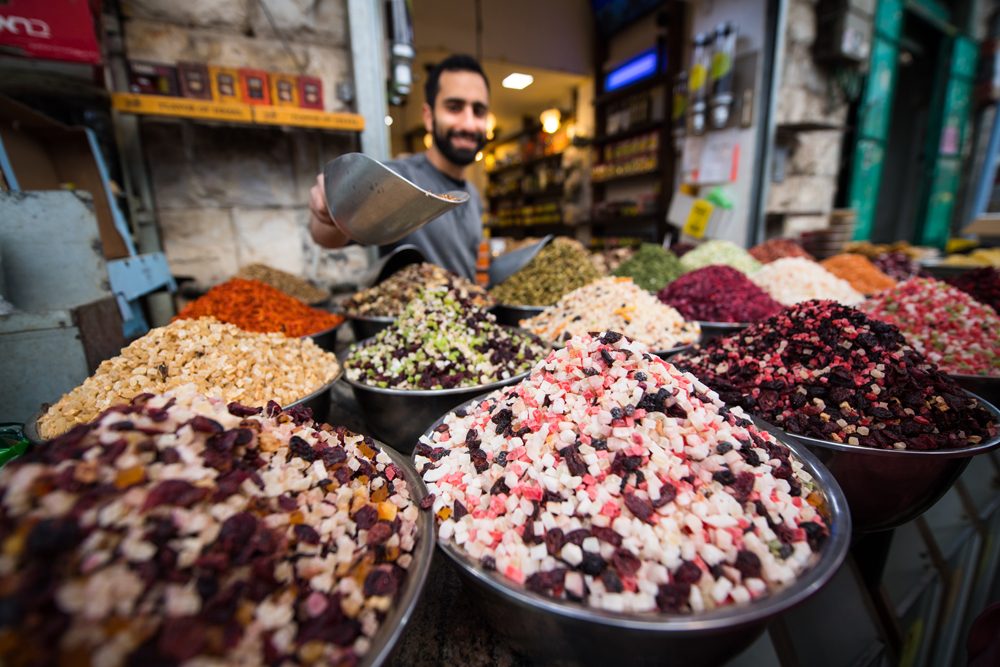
[1, 1, 999, 666]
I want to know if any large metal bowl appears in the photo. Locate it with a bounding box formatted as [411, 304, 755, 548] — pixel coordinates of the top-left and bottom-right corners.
[696, 320, 750, 341]
[490, 303, 547, 327]
[343, 346, 532, 454]
[653, 342, 696, 360]
[347, 314, 395, 341]
[759, 390, 1000, 533]
[287, 371, 343, 424]
[414, 395, 852, 667]
[359, 440, 436, 667]
[947, 373, 1000, 410]
[304, 320, 344, 353]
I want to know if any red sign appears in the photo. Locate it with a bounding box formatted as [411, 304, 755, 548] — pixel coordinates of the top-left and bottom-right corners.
[0, 0, 101, 64]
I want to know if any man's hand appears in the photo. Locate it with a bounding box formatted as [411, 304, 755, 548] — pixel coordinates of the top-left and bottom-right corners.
[308, 174, 350, 248]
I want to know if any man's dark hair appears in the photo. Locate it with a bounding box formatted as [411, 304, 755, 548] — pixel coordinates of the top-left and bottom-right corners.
[424, 54, 489, 107]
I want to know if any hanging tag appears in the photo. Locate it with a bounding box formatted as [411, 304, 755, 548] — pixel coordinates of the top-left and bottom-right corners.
[683, 199, 714, 238]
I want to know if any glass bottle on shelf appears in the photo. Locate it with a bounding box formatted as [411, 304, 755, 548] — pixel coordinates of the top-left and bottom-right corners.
[689, 32, 712, 136]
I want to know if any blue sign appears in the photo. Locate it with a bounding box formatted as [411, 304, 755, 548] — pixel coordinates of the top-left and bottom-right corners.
[605, 48, 659, 92]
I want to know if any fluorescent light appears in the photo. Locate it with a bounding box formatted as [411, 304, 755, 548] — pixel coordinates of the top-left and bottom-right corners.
[502, 72, 534, 90]
[605, 48, 659, 93]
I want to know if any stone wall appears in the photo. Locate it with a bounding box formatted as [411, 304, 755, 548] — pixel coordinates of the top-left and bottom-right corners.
[123, 0, 367, 289]
[766, 0, 851, 237]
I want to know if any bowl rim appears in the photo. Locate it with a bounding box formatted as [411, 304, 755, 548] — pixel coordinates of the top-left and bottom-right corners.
[361, 438, 436, 667]
[654, 342, 696, 358]
[946, 372, 1000, 383]
[412, 392, 852, 633]
[490, 303, 549, 313]
[695, 320, 752, 329]
[345, 312, 398, 324]
[302, 319, 346, 339]
[758, 390, 1000, 460]
[287, 368, 344, 408]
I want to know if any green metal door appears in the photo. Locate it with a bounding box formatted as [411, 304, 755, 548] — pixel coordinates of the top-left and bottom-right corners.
[848, 0, 903, 241]
[917, 36, 977, 247]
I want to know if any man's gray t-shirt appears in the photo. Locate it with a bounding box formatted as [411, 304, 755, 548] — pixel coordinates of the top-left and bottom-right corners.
[381, 153, 482, 280]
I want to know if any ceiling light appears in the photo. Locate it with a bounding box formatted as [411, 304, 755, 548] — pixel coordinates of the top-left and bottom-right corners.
[502, 72, 534, 90]
[423, 133, 432, 149]
[486, 112, 497, 140]
[475, 151, 484, 162]
[384, 115, 393, 126]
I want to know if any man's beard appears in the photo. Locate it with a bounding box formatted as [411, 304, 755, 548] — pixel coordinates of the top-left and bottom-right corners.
[432, 120, 486, 167]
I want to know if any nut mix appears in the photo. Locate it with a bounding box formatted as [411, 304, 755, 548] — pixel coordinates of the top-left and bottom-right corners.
[673, 300, 998, 450]
[235, 263, 330, 305]
[860, 278, 1000, 377]
[678, 240, 762, 276]
[591, 247, 636, 275]
[345, 287, 546, 390]
[610, 244, 683, 292]
[521, 277, 700, 351]
[344, 263, 493, 318]
[417, 332, 831, 615]
[657, 266, 783, 324]
[750, 258, 864, 306]
[748, 239, 814, 264]
[176, 278, 343, 337]
[819, 254, 896, 296]
[0, 387, 422, 666]
[946, 267, 1000, 314]
[38, 318, 341, 440]
[491, 237, 601, 306]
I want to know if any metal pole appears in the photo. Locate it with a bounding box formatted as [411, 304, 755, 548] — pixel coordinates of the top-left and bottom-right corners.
[347, 0, 390, 162]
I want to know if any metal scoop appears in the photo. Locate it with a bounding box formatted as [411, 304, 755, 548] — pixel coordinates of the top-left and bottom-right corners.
[323, 152, 470, 246]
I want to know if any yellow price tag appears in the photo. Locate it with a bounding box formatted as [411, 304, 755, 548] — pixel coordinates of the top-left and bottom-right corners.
[683, 199, 713, 238]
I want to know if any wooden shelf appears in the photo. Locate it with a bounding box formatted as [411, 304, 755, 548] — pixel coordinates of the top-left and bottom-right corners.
[591, 121, 664, 145]
[591, 168, 659, 185]
[489, 186, 564, 202]
[111, 92, 364, 131]
[486, 152, 563, 177]
[588, 211, 663, 225]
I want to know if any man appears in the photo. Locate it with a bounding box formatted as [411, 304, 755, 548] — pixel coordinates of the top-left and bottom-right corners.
[309, 54, 489, 280]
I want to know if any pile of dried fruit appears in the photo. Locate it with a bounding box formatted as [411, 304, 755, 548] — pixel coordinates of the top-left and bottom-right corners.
[38, 318, 341, 439]
[871, 252, 925, 281]
[176, 278, 342, 336]
[417, 331, 832, 614]
[491, 238, 602, 306]
[236, 263, 329, 304]
[679, 240, 762, 275]
[657, 266, 783, 323]
[521, 277, 699, 350]
[750, 258, 863, 306]
[860, 278, 1000, 376]
[344, 263, 493, 318]
[947, 267, 1000, 314]
[673, 300, 997, 450]
[345, 287, 546, 390]
[819, 254, 896, 295]
[610, 244, 683, 292]
[2, 387, 423, 667]
[749, 239, 814, 264]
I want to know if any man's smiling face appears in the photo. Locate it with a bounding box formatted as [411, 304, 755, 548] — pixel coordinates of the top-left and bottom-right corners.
[425, 69, 489, 168]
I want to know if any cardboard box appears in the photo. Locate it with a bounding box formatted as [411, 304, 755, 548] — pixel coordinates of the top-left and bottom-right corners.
[127, 60, 179, 96]
[0, 97, 130, 259]
[239, 68, 271, 106]
[298, 75, 324, 109]
[178, 62, 212, 100]
[209, 66, 241, 103]
[270, 72, 299, 107]
[964, 213, 1000, 240]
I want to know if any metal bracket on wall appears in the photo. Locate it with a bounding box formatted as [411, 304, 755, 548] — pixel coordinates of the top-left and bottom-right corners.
[106, 253, 176, 337]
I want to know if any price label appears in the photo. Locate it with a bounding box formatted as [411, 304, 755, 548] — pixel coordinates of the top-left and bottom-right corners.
[683, 199, 713, 238]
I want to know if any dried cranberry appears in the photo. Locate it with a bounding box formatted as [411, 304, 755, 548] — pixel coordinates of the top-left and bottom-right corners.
[142, 480, 209, 511]
[590, 525, 623, 547]
[656, 582, 691, 612]
[294, 524, 321, 545]
[580, 552, 606, 576]
[188, 415, 223, 433]
[453, 500, 468, 520]
[623, 492, 654, 523]
[419, 494, 436, 510]
[611, 548, 641, 576]
[24, 518, 81, 558]
[366, 522, 392, 546]
[363, 566, 399, 597]
[544, 528, 566, 555]
[673, 560, 703, 584]
[227, 402, 262, 417]
[734, 550, 762, 579]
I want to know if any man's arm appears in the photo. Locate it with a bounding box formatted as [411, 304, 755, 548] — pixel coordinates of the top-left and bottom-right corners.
[308, 174, 350, 248]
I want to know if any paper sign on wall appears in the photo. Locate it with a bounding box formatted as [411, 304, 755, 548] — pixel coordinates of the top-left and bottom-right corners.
[683, 199, 714, 238]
